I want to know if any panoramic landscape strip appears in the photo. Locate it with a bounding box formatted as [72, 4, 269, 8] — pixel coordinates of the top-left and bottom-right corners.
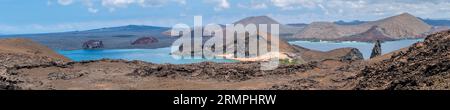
[1, 0, 450, 91]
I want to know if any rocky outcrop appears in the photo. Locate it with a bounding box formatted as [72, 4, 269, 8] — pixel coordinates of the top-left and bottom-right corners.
[339, 48, 364, 61]
[0, 66, 19, 90]
[172, 31, 301, 61]
[131, 37, 158, 45]
[0, 53, 67, 68]
[130, 61, 318, 82]
[370, 40, 382, 58]
[48, 72, 87, 80]
[356, 30, 450, 90]
[293, 46, 364, 62]
[82, 40, 103, 49]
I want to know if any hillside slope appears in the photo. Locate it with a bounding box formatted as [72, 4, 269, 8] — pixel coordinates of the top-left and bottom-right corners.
[356, 30, 450, 90]
[0, 38, 70, 63]
[234, 16, 304, 40]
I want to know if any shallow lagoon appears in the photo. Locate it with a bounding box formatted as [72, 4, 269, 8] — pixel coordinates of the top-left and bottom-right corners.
[58, 39, 424, 64]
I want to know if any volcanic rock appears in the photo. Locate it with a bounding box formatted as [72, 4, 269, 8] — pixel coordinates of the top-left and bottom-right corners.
[171, 31, 301, 61]
[370, 40, 382, 58]
[0, 38, 71, 90]
[340, 48, 365, 61]
[0, 66, 18, 90]
[270, 78, 320, 90]
[48, 71, 86, 80]
[82, 40, 104, 49]
[129, 61, 318, 82]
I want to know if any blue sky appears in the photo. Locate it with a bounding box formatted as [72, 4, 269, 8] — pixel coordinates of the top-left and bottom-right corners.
[1, 0, 450, 34]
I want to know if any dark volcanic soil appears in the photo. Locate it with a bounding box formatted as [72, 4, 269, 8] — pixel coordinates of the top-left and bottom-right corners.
[129, 61, 318, 82]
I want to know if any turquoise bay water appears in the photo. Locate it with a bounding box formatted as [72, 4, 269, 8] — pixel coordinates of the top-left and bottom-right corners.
[58, 39, 424, 64]
[289, 39, 424, 59]
[57, 48, 237, 64]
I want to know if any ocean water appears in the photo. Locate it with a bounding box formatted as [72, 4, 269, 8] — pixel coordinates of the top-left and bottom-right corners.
[58, 39, 424, 64]
[289, 39, 424, 59]
[57, 48, 237, 64]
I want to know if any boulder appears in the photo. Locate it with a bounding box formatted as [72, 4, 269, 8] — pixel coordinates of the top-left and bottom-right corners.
[340, 48, 364, 61]
[82, 40, 103, 49]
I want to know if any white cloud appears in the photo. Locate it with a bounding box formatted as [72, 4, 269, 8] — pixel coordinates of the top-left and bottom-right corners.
[173, 0, 187, 5]
[56, 0, 186, 12]
[138, 0, 168, 7]
[83, 0, 99, 13]
[42, 0, 450, 24]
[47, 0, 53, 6]
[57, 0, 73, 6]
[101, 0, 135, 11]
[317, 4, 329, 15]
[238, 0, 268, 9]
[251, 3, 267, 9]
[206, 0, 230, 11]
[269, 0, 450, 21]
[100, 0, 186, 9]
[0, 18, 180, 34]
[88, 7, 99, 13]
[271, 0, 323, 10]
[218, 0, 230, 9]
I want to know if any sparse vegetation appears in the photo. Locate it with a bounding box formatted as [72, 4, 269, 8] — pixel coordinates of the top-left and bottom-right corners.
[279, 59, 299, 65]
